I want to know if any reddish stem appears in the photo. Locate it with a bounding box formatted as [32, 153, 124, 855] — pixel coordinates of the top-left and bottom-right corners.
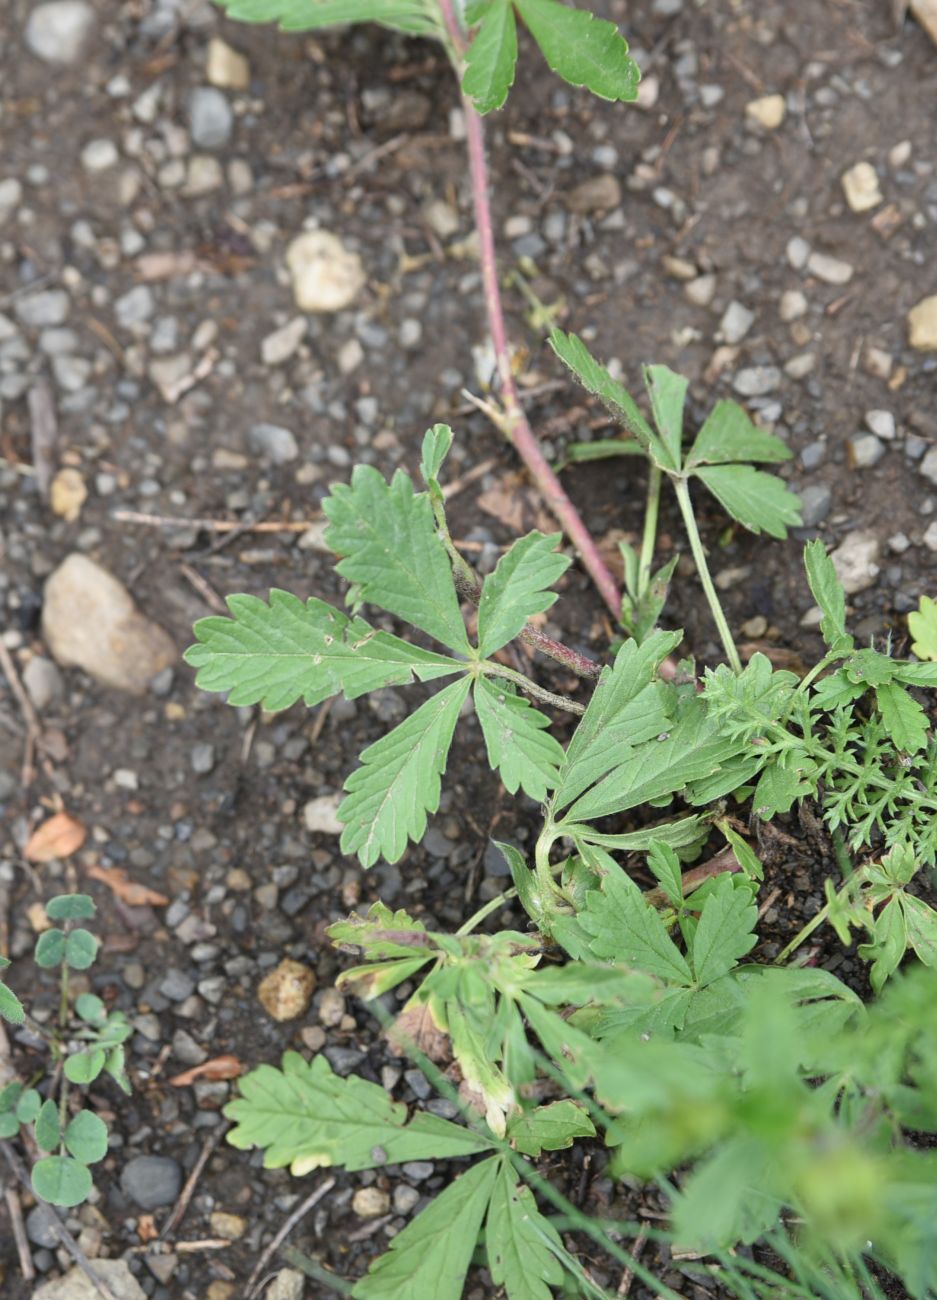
[437, 0, 623, 619]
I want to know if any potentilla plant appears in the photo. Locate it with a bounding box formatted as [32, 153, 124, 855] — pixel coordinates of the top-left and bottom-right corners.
[0, 894, 131, 1209]
[185, 348, 937, 1297]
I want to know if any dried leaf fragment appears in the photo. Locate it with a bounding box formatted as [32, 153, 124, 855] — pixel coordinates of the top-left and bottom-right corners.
[168, 1055, 244, 1086]
[85, 864, 169, 907]
[25, 811, 86, 862]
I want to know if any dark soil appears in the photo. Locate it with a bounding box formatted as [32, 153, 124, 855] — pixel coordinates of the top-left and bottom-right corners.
[2, 0, 937, 1295]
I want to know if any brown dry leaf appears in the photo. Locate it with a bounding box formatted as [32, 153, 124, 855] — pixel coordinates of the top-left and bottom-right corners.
[386, 1001, 451, 1064]
[739, 642, 806, 674]
[137, 1215, 159, 1244]
[476, 472, 555, 536]
[911, 0, 937, 45]
[25, 811, 86, 863]
[168, 1055, 245, 1086]
[85, 864, 169, 908]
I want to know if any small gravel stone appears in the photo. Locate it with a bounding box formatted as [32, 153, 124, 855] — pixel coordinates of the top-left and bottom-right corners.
[924, 522, 937, 553]
[0, 178, 23, 223]
[807, 251, 854, 285]
[353, 1187, 390, 1218]
[830, 529, 881, 594]
[264, 1270, 305, 1300]
[188, 87, 233, 149]
[115, 285, 155, 329]
[22, 656, 63, 711]
[286, 231, 365, 313]
[15, 289, 70, 328]
[908, 296, 937, 351]
[160, 968, 196, 1002]
[841, 161, 882, 213]
[258, 959, 316, 1021]
[733, 366, 781, 396]
[26, 1205, 63, 1248]
[303, 793, 343, 834]
[800, 440, 826, 470]
[191, 742, 215, 774]
[25, 1, 95, 63]
[718, 301, 754, 344]
[120, 1155, 183, 1209]
[918, 445, 937, 485]
[393, 1185, 421, 1215]
[318, 986, 346, 1026]
[248, 423, 298, 464]
[81, 139, 119, 172]
[786, 236, 811, 269]
[684, 274, 716, 306]
[745, 93, 786, 129]
[798, 484, 832, 526]
[566, 173, 621, 213]
[847, 433, 885, 468]
[402, 1160, 434, 1182]
[779, 289, 807, 321]
[206, 37, 250, 90]
[261, 317, 306, 366]
[862, 409, 894, 441]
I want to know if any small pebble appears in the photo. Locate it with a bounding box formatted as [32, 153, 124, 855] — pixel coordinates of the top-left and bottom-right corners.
[798, 484, 832, 527]
[188, 88, 233, 149]
[352, 1187, 390, 1218]
[807, 251, 854, 285]
[847, 433, 885, 469]
[718, 301, 754, 344]
[841, 161, 882, 213]
[733, 366, 781, 396]
[865, 410, 896, 441]
[120, 1156, 182, 1210]
[745, 94, 786, 129]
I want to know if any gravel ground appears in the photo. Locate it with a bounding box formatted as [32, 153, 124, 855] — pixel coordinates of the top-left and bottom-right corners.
[1, 0, 937, 1295]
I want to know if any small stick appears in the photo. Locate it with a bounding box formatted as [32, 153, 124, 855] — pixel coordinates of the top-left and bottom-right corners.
[644, 846, 740, 908]
[112, 510, 317, 533]
[245, 1177, 336, 1299]
[178, 563, 228, 615]
[4, 1183, 34, 1280]
[159, 1126, 226, 1240]
[440, 454, 498, 500]
[617, 1227, 649, 1296]
[0, 639, 44, 785]
[127, 1237, 234, 1254]
[0, 1143, 121, 1300]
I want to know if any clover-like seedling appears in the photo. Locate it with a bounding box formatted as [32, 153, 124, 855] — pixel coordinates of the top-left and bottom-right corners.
[0, 894, 130, 1208]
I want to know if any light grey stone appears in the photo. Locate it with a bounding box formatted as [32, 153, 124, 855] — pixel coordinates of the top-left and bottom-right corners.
[733, 366, 781, 396]
[830, 529, 881, 594]
[120, 1155, 183, 1210]
[188, 87, 233, 149]
[798, 484, 832, 527]
[25, 1, 95, 64]
[248, 422, 298, 464]
[14, 288, 70, 328]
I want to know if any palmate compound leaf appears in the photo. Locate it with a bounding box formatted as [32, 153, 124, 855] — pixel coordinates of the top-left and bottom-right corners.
[643, 365, 688, 469]
[476, 530, 570, 657]
[184, 591, 463, 711]
[225, 1050, 495, 1174]
[353, 1156, 500, 1300]
[213, 0, 444, 37]
[486, 1161, 565, 1300]
[692, 463, 802, 539]
[513, 0, 640, 103]
[462, 0, 518, 113]
[875, 681, 929, 756]
[474, 676, 565, 802]
[339, 676, 472, 867]
[581, 851, 693, 985]
[324, 464, 472, 655]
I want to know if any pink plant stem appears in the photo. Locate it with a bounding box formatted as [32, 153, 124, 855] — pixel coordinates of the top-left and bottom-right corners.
[437, 0, 622, 619]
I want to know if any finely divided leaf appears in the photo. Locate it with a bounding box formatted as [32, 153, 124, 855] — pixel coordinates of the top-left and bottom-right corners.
[226, 1051, 494, 1172]
[514, 0, 640, 102]
[354, 1157, 500, 1300]
[803, 540, 851, 652]
[419, 423, 453, 488]
[324, 465, 470, 653]
[185, 592, 463, 711]
[582, 860, 693, 985]
[876, 682, 929, 755]
[486, 1163, 565, 1300]
[462, 0, 517, 113]
[340, 677, 472, 866]
[555, 631, 680, 811]
[643, 365, 687, 469]
[685, 401, 792, 468]
[690, 874, 758, 988]
[214, 0, 444, 37]
[477, 531, 570, 657]
[693, 464, 802, 538]
[474, 676, 564, 802]
[548, 330, 668, 464]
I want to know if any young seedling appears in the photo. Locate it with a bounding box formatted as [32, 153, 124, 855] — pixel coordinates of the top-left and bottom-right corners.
[188, 416, 937, 1297]
[0, 894, 130, 1208]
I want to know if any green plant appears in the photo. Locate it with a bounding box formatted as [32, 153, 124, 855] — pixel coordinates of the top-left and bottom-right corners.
[908, 594, 937, 661]
[0, 894, 130, 1208]
[186, 381, 937, 1294]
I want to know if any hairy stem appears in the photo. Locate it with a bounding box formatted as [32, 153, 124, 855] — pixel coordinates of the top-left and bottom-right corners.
[436, 0, 622, 618]
[673, 478, 742, 674]
[452, 567, 602, 680]
[637, 463, 662, 597]
[482, 661, 585, 715]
